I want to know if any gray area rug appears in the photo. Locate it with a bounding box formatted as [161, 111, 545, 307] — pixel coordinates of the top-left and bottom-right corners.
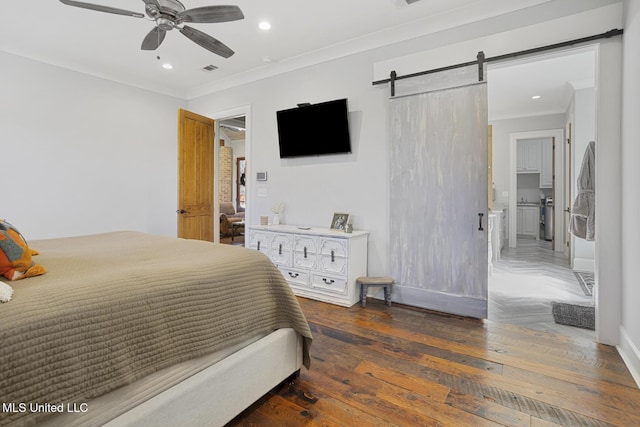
[574, 271, 594, 297]
[552, 302, 595, 330]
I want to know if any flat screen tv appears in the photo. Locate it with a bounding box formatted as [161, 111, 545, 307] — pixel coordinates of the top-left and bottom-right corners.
[276, 98, 351, 158]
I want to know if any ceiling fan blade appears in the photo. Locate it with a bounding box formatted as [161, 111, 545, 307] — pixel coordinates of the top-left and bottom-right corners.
[141, 27, 167, 51]
[59, 0, 144, 18]
[178, 5, 244, 23]
[180, 25, 235, 58]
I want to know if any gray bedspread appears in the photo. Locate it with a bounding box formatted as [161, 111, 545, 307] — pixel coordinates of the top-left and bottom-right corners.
[0, 231, 312, 426]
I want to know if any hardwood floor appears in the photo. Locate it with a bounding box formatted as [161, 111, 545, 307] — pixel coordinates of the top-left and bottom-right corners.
[226, 237, 637, 426]
[227, 295, 639, 426]
[220, 234, 244, 246]
[489, 237, 594, 340]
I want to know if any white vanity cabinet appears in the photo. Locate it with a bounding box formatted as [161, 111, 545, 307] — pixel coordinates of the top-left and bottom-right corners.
[516, 206, 540, 238]
[246, 225, 368, 307]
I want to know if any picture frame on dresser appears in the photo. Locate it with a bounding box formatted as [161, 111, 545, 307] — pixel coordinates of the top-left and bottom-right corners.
[330, 213, 350, 231]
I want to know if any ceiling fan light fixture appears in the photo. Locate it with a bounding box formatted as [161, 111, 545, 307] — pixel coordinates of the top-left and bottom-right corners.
[59, 0, 244, 58]
[156, 0, 186, 15]
[157, 18, 176, 31]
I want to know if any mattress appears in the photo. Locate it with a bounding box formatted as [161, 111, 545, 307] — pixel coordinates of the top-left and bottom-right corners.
[0, 231, 312, 426]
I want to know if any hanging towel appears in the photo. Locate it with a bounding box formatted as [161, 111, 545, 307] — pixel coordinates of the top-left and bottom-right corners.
[569, 140, 595, 241]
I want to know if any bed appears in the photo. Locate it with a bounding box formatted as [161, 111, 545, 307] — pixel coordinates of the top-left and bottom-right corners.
[0, 231, 312, 427]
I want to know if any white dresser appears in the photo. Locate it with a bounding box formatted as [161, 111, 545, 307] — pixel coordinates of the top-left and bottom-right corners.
[246, 225, 368, 307]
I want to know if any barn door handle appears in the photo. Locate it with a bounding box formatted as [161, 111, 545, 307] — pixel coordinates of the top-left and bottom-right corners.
[478, 213, 484, 231]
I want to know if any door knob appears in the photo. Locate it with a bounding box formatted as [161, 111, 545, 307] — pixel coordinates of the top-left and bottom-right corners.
[176, 209, 188, 215]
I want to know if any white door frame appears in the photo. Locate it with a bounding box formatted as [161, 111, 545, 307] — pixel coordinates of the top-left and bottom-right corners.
[509, 129, 565, 251]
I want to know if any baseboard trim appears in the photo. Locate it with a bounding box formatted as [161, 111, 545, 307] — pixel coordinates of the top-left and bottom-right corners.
[573, 257, 595, 272]
[387, 285, 487, 319]
[617, 326, 640, 388]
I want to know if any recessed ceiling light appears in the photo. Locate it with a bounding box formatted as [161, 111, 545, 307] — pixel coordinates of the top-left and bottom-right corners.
[162, 63, 173, 70]
[258, 21, 271, 30]
[531, 95, 541, 100]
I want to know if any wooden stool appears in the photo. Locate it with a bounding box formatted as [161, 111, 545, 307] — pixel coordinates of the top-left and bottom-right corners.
[357, 276, 394, 308]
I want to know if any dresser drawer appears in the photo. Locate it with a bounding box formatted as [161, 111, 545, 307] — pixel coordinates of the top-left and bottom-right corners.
[247, 231, 271, 256]
[269, 233, 293, 266]
[310, 273, 348, 295]
[318, 238, 348, 275]
[293, 236, 318, 269]
[279, 267, 310, 289]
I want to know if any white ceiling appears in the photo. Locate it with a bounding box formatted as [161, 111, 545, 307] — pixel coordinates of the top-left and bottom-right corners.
[1, 0, 595, 119]
[488, 48, 595, 120]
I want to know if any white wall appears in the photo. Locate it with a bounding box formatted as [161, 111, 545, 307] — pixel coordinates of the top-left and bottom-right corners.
[188, 54, 391, 274]
[619, 0, 640, 384]
[0, 52, 185, 239]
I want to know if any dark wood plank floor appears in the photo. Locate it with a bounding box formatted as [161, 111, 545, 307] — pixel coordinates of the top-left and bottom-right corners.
[227, 296, 639, 426]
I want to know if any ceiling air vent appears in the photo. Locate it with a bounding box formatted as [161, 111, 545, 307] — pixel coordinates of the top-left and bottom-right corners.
[202, 64, 218, 72]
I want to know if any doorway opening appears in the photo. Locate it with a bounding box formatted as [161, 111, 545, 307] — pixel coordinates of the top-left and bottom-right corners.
[218, 116, 246, 246]
[487, 46, 597, 339]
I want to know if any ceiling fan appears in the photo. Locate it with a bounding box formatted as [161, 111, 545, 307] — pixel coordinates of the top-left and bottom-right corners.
[59, 0, 244, 58]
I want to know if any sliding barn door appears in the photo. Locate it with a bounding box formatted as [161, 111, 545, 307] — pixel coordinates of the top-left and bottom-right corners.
[389, 65, 488, 318]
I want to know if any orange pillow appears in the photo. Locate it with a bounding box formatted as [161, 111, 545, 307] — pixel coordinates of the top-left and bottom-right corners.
[0, 220, 46, 281]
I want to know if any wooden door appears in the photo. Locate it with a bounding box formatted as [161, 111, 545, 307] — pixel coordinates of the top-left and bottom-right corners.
[177, 109, 215, 241]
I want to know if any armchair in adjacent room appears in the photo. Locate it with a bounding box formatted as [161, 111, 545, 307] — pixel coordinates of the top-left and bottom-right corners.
[220, 202, 245, 237]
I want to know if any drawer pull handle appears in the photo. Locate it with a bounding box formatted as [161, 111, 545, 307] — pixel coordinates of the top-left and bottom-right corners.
[331, 250, 335, 263]
[288, 272, 299, 278]
[257, 241, 260, 251]
[322, 278, 335, 285]
[279, 243, 283, 255]
[304, 246, 307, 259]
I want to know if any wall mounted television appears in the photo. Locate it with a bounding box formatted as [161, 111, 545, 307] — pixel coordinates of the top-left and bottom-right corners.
[276, 98, 351, 158]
